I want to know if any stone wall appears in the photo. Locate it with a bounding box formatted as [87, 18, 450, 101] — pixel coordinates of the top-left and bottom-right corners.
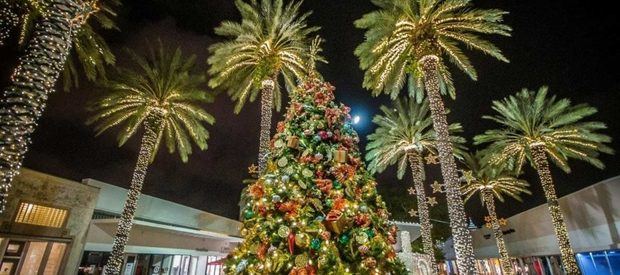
[0, 168, 99, 274]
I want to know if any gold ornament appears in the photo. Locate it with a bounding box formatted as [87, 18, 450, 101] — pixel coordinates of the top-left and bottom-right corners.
[426, 196, 438, 207]
[408, 209, 418, 217]
[334, 149, 347, 163]
[431, 180, 444, 193]
[424, 153, 439, 164]
[287, 135, 300, 149]
[407, 187, 416, 195]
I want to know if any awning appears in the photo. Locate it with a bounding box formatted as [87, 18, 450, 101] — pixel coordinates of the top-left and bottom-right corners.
[85, 219, 241, 256]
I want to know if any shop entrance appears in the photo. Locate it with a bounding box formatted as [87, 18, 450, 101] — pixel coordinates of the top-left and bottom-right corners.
[0, 237, 69, 275]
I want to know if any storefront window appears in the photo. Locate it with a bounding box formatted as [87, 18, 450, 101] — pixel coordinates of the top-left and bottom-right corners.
[19, 242, 47, 275]
[43, 242, 66, 275]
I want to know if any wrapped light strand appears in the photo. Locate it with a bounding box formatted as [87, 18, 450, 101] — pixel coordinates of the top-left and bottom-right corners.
[482, 190, 513, 275]
[530, 143, 580, 274]
[407, 152, 438, 274]
[258, 78, 275, 173]
[419, 55, 476, 273]
[0, 0, 95, 213]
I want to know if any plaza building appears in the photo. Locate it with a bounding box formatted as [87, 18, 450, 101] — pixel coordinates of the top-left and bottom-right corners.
[442, 175, 620, 275]
[0, 169, 241, 275]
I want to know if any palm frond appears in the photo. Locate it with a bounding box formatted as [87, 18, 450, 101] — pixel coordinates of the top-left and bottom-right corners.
[88, 43, 215, 162]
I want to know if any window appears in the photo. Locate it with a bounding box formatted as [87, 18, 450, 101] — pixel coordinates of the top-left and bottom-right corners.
[14, 202, 67, 228]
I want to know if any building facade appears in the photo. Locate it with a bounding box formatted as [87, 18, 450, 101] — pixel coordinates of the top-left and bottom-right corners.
[0, 169, 99, 275]
[442, 176, 620, 274]
[80, 178, 241, 275]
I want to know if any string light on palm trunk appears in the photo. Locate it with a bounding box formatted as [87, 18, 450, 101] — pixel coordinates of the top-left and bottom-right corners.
[530, 143, 580, 274]
[419, 55, 476, 273]
[0, 0, 94, 213]
[258, 79, 275, 173]
[104, 112, 163, 275]
[407, 152, 438, 274]
[482, 191, 513, 275]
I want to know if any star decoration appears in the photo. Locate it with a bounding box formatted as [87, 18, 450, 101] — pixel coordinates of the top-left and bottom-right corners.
[248, 164, 259, 175]
[407, 187, 416, 195]
[484, 215, 492, 223]
[499, 218, 508, 226]
[426, 196, 438, 207]
[461, 170, 476, 183]
[485, 222, 492, 229]
[430, 181, 443, 193]
[408, 209, 418, 217]
[424, 154, 439, 165]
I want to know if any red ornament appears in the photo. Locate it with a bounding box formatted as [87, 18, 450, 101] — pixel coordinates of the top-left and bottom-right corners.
[354, 214, 371, 227]
[277, 121, 286, 133]
[257, 242, 268, 260]
[249, 184, 264, 198]
[315, 179, 333, 193]
[288, 232, 295, 254]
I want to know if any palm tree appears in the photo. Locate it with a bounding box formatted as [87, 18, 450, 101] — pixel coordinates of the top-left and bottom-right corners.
[1, 0, 119, 91]
[0, 0, 98, 213]
[366, 97, 465, 274]
[474, 87, 614, 274]
[88, 44, 215, 274]
[355, 0, 511, 271]
[208, 0, 321, 173]
[461, 152, 530, 275]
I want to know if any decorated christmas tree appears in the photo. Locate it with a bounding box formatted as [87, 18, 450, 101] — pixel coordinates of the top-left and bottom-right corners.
[225, 77, 407, 274]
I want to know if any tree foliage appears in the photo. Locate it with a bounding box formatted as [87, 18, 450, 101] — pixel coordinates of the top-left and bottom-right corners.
[474, 86, 614, 174]
[88, 43, 215, 162]
[208, 0, 323, 113]
[355, 0, 511, 100]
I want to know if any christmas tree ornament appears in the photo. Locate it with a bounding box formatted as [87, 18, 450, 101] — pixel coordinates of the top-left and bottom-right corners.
[334, 149, 347, 163]
[287, 135, 300, 149]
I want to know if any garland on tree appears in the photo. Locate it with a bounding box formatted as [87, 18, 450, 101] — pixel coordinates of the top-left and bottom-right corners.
[225, 78, 407, 275]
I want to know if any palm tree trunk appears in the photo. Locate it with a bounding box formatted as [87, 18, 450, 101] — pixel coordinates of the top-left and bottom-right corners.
[530, 144, 581, 274]
[0, 0, 90, 213]
[482, 190, 513, 275]
[104, 113, 163, 275]
[419, 55, 476, 273]
[407, 152, 438, 275]
[258, 78, 275, 173]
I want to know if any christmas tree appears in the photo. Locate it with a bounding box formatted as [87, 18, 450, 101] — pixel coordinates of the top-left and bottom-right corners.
[225, 77, 407, 274]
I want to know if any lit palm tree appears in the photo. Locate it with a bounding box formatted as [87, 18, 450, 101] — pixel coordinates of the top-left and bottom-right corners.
[474, 87, 613, 274]
[88, 44, 215, 274]
[1, 0, 119, 91]
[355, 0, 511, 271]
[208, 0, 321, 173]
[0, 0, 98, 213]
[461, 152, 530, 275]
[366, 97, 465, 274]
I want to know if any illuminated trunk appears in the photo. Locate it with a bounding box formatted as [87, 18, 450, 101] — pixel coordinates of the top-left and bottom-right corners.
[104, 113, 163, 275]
[482, 190, 513, 275]
[0, 0, 90, 213]
[530, 144, 581, 274]
[419, 55, 476, 273]
[258, 78, 275, 173]
[407, 152, 438, 275]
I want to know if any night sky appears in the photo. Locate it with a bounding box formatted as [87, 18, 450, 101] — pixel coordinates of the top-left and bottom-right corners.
[1, 0, 618, 224]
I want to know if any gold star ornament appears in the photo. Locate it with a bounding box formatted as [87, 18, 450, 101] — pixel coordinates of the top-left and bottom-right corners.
[430, 181, 443, 193]
[462, 170, 476, 183]
[248, 164, 259, 175]
[426, 196, 438, 207]
[407, 187, 416, 195]
[499, 218, 508, 226]
[408, 209, 418, 217]
[425, 154, 439, 165]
